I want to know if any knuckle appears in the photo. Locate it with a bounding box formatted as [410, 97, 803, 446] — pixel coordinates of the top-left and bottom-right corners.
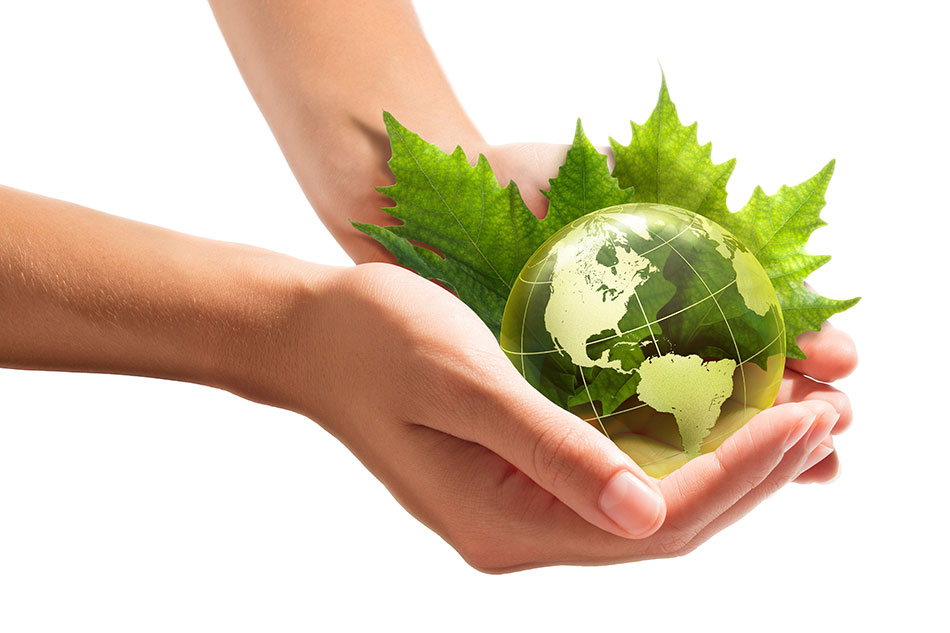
[822, 392, 852, 432]
[760, 478, 786, 498]
[651, 531, 695, 558]
[712, 448, 760, 491]
[530, 422, 589, 493]
[428, 344, 528, 421]
[451, 532, 518, 575]
[427, 347, 503, 408]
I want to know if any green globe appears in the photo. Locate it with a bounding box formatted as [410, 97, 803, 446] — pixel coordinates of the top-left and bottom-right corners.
[501, 203, 786, 477]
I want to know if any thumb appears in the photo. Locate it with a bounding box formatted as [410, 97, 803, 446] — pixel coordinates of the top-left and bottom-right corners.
[438, 374, 667, 540]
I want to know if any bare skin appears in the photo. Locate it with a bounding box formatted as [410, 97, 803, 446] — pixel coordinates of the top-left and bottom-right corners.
[0, 184, 854, 572]
[0, 0, 857, 573]
[204, 0, 856, 483]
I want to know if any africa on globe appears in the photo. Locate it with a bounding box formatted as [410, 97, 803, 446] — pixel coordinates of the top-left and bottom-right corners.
[500, 203, 786, 477]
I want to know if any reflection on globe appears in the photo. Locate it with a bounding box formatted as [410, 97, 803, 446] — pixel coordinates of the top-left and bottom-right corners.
[501, 203, 786, 478]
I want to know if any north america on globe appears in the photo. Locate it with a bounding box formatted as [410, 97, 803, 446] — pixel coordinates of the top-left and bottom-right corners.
[355, 102, 858, 478]
[500, 203, 787, 477]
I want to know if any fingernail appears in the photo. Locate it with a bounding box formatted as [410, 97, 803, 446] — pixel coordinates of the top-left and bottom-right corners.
[599, 471, 664, 538]
[784, 415, 816, 451]
[801, 444, 834, 473]
[805, 412, 840, 453]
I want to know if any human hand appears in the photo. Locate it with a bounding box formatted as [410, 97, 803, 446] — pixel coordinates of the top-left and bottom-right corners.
[256, 261, 850, 573]
[483, 141, 858, 484]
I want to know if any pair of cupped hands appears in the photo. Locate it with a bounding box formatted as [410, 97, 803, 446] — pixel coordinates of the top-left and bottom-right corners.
[281, 142, 856, 574]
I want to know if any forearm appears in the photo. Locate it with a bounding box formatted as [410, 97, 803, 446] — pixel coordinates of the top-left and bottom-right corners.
[0, 185, 330, 407]
[208, 0, 484, 262]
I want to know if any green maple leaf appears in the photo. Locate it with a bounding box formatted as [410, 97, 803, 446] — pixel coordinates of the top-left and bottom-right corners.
[351, 113, 633, 338]
[611, 78, 735, 217]
[610, 77, 859, 357]
[353, 76, 859, 422]
[710, 161, 859, 357]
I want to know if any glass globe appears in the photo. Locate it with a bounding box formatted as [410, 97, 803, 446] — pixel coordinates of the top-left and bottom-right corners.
[501, 203, 786, 477]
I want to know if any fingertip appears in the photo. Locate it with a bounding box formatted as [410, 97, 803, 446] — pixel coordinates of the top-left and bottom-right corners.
[788, 324, 858, 382]
[783, 413, 816, 451]
[823, 327, 858, 378]
[824, 392, 853, 434]
[598, 470, 667, 539]
[804, 397, 838, 419]
[795, 449, 840, 484]
[777, 370, 854, 434]
[657, 401, 820, 528]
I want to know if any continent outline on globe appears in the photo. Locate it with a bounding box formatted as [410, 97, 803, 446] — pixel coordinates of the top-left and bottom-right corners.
[353, 87, 859, 476]
[500, 203, 787, 477]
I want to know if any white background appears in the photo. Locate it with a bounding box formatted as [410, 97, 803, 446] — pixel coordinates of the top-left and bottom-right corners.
[1, 1, 946, 631]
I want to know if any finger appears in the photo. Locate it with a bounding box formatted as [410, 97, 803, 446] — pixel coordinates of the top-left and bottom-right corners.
[485, 143, 568, 220]
[420, 366, 666, 542]
[800, 435, 835, 473]
[497, 385, 667, 541]
[795, 449, 839, 484]
[786, 322, 858, 382]
[379, 421, 653, 572]
[794, 435, 839, 484]
[366, 420, 555, 573]
[507, 400, 841, 566]
[655, 400, 839, 548]
[677, 404, 840, 552]
[776, 369, 853, 434]
[595, 144, 616, 171]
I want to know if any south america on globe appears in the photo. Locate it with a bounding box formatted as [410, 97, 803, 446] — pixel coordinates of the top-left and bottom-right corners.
[353, 81, 859, 478]
[500, 203, 786, 477]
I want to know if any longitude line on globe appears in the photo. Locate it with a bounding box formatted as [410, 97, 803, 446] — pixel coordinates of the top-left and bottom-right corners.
[518, 248, 556, 377]
[514, 213, 701, 287]
[604, 226, 662, 355]
[577, 362, 609, 436]
[656, 230, 749, 407]
[500, 279, 738, 356]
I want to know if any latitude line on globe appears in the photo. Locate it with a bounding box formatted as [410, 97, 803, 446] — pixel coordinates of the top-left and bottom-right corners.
[656, 230, 749, 408]
[499, 278, 738, 356]
[576, 327, 786, 424]
[579, 401, 649, 422]
[514, 214, 700, 286]
[519, 248, 556, 377]
[604, 226, 662, 356]
[735, 328, 785, 370]
[577, 365, 609, 436]
[558, 216, 609, 436]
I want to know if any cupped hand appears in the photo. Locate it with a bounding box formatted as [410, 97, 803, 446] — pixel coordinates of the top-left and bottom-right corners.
[269, 260, 854, 573]
[483, 141, 859, 485]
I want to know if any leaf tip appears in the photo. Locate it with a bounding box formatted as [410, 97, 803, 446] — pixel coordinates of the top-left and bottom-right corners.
[381, 111, 415, 141]
[572, 117, 593, 147]
[350, 219, 377, 235]
[658, 67, 671, 101]
[786, 345, 808, 360]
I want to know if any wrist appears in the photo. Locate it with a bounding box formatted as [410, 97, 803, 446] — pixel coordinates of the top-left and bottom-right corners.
[199, 245, 342, 412]
[293, 106, 487, 264]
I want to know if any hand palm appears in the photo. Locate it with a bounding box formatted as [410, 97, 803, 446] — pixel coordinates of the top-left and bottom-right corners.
[336, 268, 852, 572]
[333, 141, 854, 572]
[484, 139, 853, 467]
